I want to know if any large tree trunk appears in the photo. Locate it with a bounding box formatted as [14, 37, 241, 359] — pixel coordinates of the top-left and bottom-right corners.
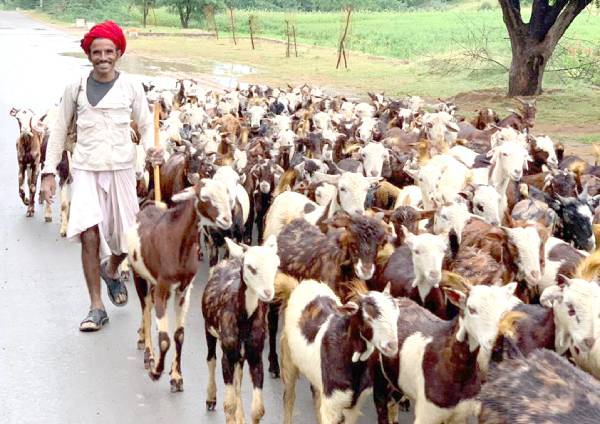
[499, 0, 592, 97]
[508, 40, 550, 96]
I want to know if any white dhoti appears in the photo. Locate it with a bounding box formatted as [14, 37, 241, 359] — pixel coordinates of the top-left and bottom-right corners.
[67, 168, 139, 258]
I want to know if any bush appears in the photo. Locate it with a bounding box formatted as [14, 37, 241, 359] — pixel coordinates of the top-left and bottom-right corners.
[478, 1, 493, 11]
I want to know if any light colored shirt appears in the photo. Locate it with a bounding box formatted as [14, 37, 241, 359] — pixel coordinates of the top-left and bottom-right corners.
[43, 71, 153, 174]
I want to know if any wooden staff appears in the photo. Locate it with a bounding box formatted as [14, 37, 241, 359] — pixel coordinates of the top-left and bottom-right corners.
[153, 101, 162, 203]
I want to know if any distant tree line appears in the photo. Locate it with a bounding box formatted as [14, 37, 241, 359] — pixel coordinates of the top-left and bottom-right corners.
[5, 0, 413, 14]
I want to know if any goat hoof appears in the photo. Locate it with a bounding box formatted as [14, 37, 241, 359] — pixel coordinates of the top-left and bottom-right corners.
[268, 363, 280, 379]
[399, 399, 410, 412]
[26, 210, 34, 217]
[170, 378, 184, 392]
[148, 370, 161, 381]
[137, 340, 145, 350]
[206, 400, 217, 411]
[45, 217, 52, 223]
[60, 230, 67, 237]
[144, 350, 154, 370]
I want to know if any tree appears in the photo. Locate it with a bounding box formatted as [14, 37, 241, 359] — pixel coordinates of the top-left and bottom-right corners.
[135, 0, 155, 27]
[161, 0, 222, 29]
[498, 0, 594, 96]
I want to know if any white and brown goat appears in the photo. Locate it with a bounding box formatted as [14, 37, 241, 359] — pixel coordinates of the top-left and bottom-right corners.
[373, 282, 520, 424]
[202, 237, 280, 424]
[277, 276, 399, 424]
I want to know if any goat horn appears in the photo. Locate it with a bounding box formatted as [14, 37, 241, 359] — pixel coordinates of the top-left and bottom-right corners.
[579, 183, 590, 200]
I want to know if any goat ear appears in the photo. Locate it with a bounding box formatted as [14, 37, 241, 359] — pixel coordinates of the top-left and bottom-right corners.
[401, 226, 414, 243]
[338, 301, 359, 315]
[444, 287, 467, 309]
[225, 238, 247, 258]
[416, 209, 435, 221]
[313, 171, 341, 185]
[556, 274, 573, 288]
[383, 282, 392, 295]
[263, 235, 278, 251]
[540, 284, 564, 308]
[445, 122, 459, 133]
[504, 282, 518, 297]
[172, 186, 197, 203]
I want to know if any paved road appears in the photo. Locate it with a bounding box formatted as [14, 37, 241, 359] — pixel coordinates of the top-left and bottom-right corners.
[0, 11, 409, 424]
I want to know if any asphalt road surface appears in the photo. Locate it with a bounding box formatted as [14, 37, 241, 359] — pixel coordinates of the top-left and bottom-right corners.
[0, 11, 414, 424]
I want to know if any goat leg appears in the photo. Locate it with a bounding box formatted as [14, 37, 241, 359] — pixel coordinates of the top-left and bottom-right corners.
[169, 285, 191, 392]
[18, 163, 28, 206]
[246, 339, 265, 423]
[222, 349, 240, 424]
[234, 361, 245, 424]
[281, 332, 299, 424]
[205, 328, 218, 411]
[149, 286, 170, 381]
[26, 164, 37, 217]
[267, 302, 280, 378]
[132, 272, 150, 351]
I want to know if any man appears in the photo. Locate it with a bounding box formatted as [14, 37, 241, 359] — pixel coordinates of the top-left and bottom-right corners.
[41, 20, 163, 331]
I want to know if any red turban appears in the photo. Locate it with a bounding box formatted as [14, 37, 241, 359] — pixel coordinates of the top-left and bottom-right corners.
[81, 20, 127, 55]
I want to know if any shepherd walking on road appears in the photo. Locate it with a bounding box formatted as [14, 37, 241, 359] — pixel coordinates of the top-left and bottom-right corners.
[41, 20, 164, 331]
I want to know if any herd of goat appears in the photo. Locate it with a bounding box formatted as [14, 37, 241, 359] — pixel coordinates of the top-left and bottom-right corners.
[10, 79, 600, 423]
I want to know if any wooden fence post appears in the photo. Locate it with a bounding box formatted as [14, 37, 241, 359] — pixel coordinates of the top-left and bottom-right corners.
[336, 6, 352, 69]
[292, 24, 298, 57]
[285, 20, 290, 58]
[249, 15, 256, 50]
[229, 6, 237, 45]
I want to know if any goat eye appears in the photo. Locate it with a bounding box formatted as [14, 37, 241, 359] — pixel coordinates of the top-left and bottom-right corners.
[567, 305, 576, 317]
[476, 204, 483, 211]
[468, 306, 477, 315]
[247, 265, 257, 275]
[414, 249, 421, 255]
[502, 152, 508, 157]
[340, 187, 346, 192]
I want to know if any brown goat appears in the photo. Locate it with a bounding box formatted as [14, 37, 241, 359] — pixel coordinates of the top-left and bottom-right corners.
[10, 108, 43, 217]
[127, 179, 233, 392]
[471, 108, 499, 130]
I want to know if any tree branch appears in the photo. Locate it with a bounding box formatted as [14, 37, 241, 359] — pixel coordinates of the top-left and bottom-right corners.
[498, 0, 526, 47]
[545, 0, 592, 49]
[543, 0, 571, 31]
[530, 0, 551, 40]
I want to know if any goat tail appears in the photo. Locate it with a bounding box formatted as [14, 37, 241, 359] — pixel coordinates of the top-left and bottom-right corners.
[274, 169, 297, 197]
[338, 278, 369, 304]
[375, 181, 401, 207]
[575, 249, 600, 281]
[594, 144, 600, 167]
[498, 310, 526, 340]
[441, 270, 472, 293]
[568, 161, 586, 181]
[376, 242, 395, 267]
[274, 272, 300, 306]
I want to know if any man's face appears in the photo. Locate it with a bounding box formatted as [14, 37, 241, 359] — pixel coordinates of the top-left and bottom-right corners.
[88, 38, 121, 76]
